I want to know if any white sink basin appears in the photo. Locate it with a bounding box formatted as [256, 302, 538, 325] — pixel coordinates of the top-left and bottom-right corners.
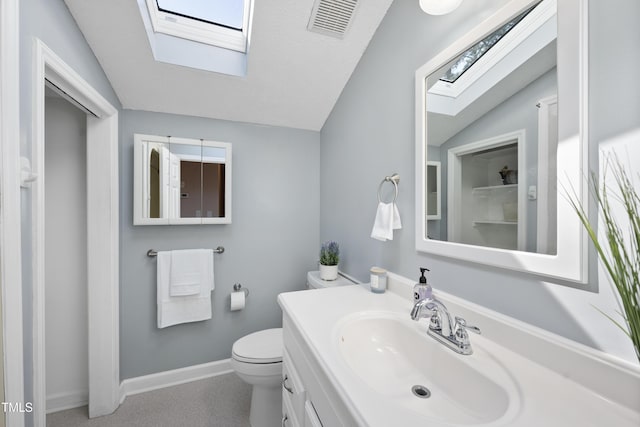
[335, 312, 521, 425]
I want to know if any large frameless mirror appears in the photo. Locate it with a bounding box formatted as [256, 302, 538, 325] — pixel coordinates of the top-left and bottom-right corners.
[134, 134, 232, 225]
[415, 0, 588, 282]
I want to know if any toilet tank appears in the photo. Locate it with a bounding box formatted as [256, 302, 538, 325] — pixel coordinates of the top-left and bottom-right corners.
[307, 270, 356, 289]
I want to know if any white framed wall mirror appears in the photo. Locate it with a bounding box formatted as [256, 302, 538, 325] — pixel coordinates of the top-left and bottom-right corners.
[134, 134, 232, 225]
[415, 0, 588, 282]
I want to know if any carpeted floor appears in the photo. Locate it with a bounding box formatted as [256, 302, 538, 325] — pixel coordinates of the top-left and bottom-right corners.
[46, 373, 251, 427]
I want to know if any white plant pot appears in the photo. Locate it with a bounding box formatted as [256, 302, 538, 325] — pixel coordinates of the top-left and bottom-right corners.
[319, 264, 338, 281]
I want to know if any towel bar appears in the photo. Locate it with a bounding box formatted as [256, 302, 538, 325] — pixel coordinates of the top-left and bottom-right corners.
[147, 246, 225, 257]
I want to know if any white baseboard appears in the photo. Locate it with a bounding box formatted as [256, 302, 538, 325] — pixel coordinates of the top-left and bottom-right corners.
[46, 390, 88, 414]
[119, 358, 233, 404]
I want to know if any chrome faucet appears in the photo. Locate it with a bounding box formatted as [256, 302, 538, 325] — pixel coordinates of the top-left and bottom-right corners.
[410, 297, 454, 337]
[411, 295, 480, 355]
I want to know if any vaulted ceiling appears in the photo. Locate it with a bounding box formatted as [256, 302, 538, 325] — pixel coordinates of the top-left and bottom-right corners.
[63, 0, 395, 131]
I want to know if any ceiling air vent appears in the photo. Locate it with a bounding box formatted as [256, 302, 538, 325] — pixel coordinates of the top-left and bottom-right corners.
[307, 0, 359, 39]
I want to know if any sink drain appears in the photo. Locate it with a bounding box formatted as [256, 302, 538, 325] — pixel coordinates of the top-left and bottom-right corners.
[411, 385, 431, 399]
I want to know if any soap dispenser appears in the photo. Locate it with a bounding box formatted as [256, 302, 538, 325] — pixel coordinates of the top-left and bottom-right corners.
[413, 267, 432, 302]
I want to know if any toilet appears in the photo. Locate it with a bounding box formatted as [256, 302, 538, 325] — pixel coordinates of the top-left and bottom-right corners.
[305, 269, 356, 289]
[230, 271, 356, 427]
[231, 328, 283, 427]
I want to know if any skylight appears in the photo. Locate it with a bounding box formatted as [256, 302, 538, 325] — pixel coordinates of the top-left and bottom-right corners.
[440, 3, 538, 83]
[156, 0, 245, 31]
[138, 0, 253, 76]
[144, 0, 251, 53]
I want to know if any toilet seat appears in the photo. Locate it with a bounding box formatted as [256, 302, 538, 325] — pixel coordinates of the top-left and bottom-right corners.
[232, 328, 283, 364]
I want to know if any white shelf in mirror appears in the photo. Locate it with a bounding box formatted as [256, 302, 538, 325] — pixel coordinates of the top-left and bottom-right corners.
[473, 220, 518, 226]
[472, 184, 518, 193]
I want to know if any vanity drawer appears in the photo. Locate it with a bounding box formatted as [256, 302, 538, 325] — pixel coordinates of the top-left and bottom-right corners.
[282, 395, 304, 427]
[283, 349, 306, 422]
[282, 390, 300, 427]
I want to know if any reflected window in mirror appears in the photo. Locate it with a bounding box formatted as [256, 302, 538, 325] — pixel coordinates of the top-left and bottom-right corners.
[134, 134, 232, 225]
[440, 3, 538, 84]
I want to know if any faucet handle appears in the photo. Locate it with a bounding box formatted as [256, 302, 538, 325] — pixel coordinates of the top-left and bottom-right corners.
[454, 316, 480, 336]
[454, 316, 480, 333]
[453, 317, 479, 350]
[429, 312, 442, 332]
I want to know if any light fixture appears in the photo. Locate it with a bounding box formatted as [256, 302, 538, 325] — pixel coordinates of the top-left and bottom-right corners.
[419, 0, 463, 15]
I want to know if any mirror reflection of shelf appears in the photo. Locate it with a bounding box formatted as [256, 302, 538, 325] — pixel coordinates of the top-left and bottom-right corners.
[471, 183, 518, 224]
[472, 184, 518, 194]
[473, 220, 518, 226]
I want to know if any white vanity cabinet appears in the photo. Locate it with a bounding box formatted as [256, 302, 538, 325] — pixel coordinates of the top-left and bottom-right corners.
[278, 281, 640, 427]
[282, 314, 358, 427]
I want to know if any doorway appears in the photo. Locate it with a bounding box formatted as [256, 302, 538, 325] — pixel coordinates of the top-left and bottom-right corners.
[32, 40, 119, 425]
[43, 88, 89, 413]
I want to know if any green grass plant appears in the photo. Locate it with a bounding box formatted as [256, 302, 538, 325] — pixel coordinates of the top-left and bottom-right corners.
[568, 154, 640, 362]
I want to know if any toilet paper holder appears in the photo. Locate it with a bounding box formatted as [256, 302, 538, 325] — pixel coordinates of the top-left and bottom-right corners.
[233, 283, 249, 298]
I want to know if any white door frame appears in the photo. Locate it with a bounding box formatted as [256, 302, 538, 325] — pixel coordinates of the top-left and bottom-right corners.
[0, 0, 25, 425]
[447, 130, 527, 250]
[32, 39, 119, 423]
[536, 95, 558, 253]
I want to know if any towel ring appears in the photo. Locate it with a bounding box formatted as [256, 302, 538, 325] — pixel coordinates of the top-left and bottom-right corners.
[377, 173, 400, 203]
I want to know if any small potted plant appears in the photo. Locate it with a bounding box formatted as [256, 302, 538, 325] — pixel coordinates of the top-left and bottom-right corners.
[319, 241, 340, 281]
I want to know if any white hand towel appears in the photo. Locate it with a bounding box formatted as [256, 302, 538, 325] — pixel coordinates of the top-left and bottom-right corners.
[392, 203, 402, 230]
[169, 249, 213, 296]
[371, 202, 402, 241]
[157, 249, 214, 328]
[371, 202, 393, 241]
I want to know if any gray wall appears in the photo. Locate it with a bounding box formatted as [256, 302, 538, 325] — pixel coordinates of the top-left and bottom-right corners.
[589, 0, 640, 142]
[320, 0, 639, 361]
[120, 110, 320, 379]
[19, 0, 121, 423]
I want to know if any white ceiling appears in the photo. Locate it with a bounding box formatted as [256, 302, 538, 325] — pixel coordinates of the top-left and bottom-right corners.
[63, 0, 395, 131]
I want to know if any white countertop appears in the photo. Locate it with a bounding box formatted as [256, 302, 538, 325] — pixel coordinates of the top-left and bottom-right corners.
[278, 281, 640, 427]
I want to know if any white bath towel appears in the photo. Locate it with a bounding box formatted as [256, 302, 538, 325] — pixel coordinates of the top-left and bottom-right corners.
[157, 249, 214, 328]
[370, 202, 402, 241]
